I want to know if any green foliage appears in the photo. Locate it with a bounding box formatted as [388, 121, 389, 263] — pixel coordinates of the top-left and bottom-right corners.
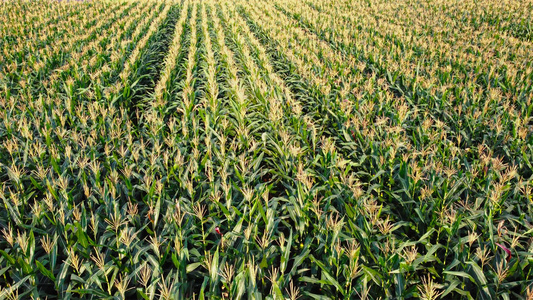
[0, 0, 532, 298]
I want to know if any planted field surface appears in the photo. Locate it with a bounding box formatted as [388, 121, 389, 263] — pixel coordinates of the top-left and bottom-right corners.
[1, 0, 533, 298]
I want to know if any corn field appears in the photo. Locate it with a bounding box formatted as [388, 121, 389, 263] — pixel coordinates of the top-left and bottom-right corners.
[1, 0, 533, 298]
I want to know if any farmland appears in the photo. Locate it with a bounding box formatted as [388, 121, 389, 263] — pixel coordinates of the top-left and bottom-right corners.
[1, 0, 533, 298]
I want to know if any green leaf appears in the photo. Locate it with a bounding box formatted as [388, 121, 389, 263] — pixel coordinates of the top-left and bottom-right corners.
[137, 289, 151, 300]
[67, 288, 111, 297]
[186, 262, 203, 274]
[153, 195, 162, 227]
[466, 261, 491, 299]
[361, 265, 383, 286]
[36, 260, 56, 281]
[232, 271, 246, 299]
[309, 255, 345, 295]
[443, 270, 476, 284]
[0, 249, 15, 265]
[0, 275, 31, 299]
[280, 229, 292, 274]
[76, 223, 90, 249]
[199, 276, 209, 300]
[441, 279, 461, 297]
[210, 247, 219, 282]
